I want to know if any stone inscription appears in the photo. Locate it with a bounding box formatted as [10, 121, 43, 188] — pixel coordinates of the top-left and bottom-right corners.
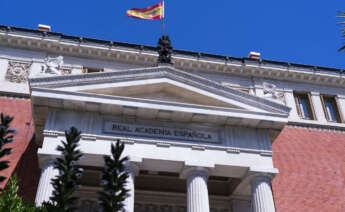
[103, 121, 219, 143]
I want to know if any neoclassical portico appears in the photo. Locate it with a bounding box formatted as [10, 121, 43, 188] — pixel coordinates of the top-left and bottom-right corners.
[30, 66, 289, 212]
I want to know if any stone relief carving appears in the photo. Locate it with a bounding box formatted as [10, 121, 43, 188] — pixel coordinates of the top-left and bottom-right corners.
[5, 61, 32, 83]
[262, 82, 284, 103]
[41, 56, 65, 75]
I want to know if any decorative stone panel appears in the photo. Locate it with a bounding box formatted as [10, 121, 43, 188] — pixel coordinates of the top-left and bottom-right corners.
[5, 61, 31, 83]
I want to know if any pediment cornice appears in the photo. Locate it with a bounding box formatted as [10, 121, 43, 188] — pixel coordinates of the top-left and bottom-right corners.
[30, 66, 290, 115]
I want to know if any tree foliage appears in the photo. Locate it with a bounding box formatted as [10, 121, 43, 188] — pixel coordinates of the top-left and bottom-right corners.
[98, 140, 129, 212]
[0, 176, 45, 212]
[45, 127, 83, 212]
[0, 113, 16, 184]
[338, 11, 345, 52]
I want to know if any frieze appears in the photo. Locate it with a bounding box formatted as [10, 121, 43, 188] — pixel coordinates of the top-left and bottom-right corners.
[103, 121, 220, 143]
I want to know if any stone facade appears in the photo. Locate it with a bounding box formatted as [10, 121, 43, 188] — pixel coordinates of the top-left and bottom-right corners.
[0, 25, 344, 212]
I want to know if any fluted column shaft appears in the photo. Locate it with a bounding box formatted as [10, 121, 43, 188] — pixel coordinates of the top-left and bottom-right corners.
[35, 160, 59, 206]
[251, 176, 276, 212]
[123, 164, 138, 212]
[186, 169, 210, 212]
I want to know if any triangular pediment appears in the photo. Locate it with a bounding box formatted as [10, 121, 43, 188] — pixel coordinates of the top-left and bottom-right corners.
[29, 66, 290, 136]
[82, 82, 241, 109]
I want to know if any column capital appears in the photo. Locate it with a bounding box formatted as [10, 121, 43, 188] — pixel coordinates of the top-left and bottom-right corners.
[180, 167, 211, 179]
[251, 175, 272, 186]
[249, 167, 278, 179]
[38, 154, 57, 169]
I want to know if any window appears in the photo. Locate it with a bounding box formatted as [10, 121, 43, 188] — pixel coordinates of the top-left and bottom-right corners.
[321, 95, 342, 123]
[82, 67, 104, 73]
[294, 93, 315, 120]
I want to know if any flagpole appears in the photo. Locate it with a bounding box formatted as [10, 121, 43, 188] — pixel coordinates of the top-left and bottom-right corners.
[162, 0, 164, 36]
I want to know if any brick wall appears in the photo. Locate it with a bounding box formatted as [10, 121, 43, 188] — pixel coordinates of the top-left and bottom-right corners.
[0, 96, 40, 202]
[272, 126, 345, 212]
[14, 136, 41, 202]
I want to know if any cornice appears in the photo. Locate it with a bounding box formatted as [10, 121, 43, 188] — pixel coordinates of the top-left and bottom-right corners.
[0, 28, 344, 87]
[287, 122, 345, 133]
[0, 90, 30, 99]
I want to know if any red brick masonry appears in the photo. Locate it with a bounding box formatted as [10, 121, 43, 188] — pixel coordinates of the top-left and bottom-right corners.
[0, 96, 40, 202]
[272, 126, 345, 212]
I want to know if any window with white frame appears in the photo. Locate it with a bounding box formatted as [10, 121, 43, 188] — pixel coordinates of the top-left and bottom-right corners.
[294, 92, 315, 120]
[321, 95, 342, 123]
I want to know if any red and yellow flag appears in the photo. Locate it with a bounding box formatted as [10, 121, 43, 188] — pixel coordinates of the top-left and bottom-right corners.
[126, 2, 164, 20]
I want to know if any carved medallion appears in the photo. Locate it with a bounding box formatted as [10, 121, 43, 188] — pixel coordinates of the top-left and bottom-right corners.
[5, 61, 31, 83]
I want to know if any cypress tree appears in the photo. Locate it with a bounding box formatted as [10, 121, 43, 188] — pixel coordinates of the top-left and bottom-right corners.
[0, 113, 16, 184]
[99, 140, 129, 212]
[46, 126, 83, 212]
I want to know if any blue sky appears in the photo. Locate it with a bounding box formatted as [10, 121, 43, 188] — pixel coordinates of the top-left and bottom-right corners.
[0, 0, 344, 68]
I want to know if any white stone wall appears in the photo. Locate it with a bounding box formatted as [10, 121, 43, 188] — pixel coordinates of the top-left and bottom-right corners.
[1, 44, 345, 129]
[39, 109, 276, 179]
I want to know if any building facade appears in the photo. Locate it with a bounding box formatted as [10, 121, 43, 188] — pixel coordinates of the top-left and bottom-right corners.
[0, 25, 344, 212]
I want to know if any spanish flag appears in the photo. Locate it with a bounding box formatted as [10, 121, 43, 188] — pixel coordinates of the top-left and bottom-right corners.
[126, 2, 164, 20]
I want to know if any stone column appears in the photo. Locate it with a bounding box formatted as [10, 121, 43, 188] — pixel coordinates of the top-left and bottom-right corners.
[251, 176, 276, 212]
[184, 168, 210, 212]
[35, 160, 59, 206]
[123, 163, 139, 212]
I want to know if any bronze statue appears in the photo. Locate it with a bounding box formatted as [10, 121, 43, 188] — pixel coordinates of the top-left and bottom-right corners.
[157, 36, 173, 64]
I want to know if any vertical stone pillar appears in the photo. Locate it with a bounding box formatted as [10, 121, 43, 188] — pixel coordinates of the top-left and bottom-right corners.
[183, 168, 210, 212]
[35, 160, 59, 206]
[123, 163, 139, 212]
[336, 95, 345, 122]
[310, 92, 327, 122]
[251, 176, 276, 212]
[284, 89, 299, 119]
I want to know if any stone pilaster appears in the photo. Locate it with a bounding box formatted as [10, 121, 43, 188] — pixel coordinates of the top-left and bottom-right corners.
[184, 167, 210, 212]
[251, 176, 276, 212]
[310, 92, 327, 122]
[35, 160, 59, 206]
[123, 163, 139, 212]
[336, 95, 345, 123]
[284, 89, 299, 119]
